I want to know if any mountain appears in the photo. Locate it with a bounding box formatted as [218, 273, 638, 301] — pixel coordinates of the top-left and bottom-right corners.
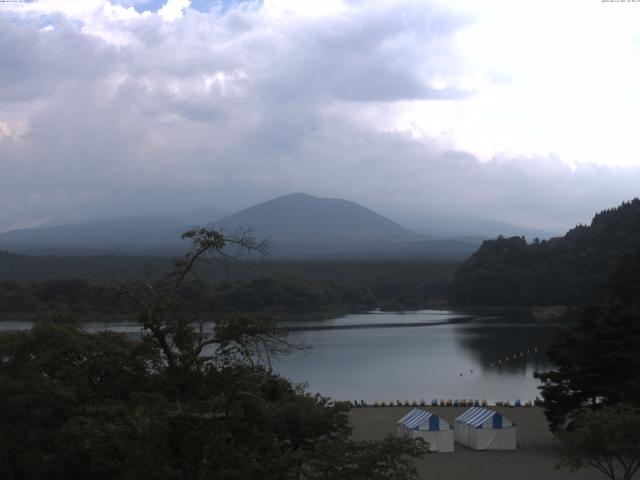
[215, 193, 420, 241]
[171, 207, 229, 227]
[0, 208, 228, 255]
[449, 198, 640, 306]
[212, 193, 445, 258]
[423, 217, 556, 240]
[391, 213, 558, 240]
[0, 193, 482, 260]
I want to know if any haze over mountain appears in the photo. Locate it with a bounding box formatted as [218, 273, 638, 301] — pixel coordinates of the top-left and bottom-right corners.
[0, 192, 558, 259]
[0, 208, 228, 255]
[214, 193, 421, 242]
[396, 214, 557, 241]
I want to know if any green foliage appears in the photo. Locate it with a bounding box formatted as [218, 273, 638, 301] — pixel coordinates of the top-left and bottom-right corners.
[535, 251, 640, 430]
[204, 277, 376, 314]
[0, 261, 457, 319]
[450, 199, 640, 306]
[0, 230, 428, 480]
[557, 405, 640, 480]
[0, 319, 161, 479]
[302, 436, 429, 480]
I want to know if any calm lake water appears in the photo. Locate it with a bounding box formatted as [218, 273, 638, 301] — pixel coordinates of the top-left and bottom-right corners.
[275, 310, 559, 403]
[0, 309, 562, 403]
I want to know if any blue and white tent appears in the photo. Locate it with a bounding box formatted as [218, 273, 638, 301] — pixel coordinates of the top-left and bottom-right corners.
[454, 407, 517, 450]
[397, 409, 454, 452]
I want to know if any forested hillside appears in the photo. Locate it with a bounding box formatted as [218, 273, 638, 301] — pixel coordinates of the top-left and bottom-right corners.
[0, 260, 457, 319]
[449, 199, 640, 306]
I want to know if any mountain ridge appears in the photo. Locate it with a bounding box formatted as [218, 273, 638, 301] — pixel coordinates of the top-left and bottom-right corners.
[0, 208, 228, 253]
[214, 192, 423, 241]
[0, 192, 544, 260]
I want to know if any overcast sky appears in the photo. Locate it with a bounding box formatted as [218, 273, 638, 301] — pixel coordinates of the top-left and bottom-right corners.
[1, 0, 640, 233]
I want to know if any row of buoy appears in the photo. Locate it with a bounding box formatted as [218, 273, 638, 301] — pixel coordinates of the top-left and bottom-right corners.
[351, 398, 540, 408]
[454, 346, 540, 377]
[489, 347, 539, 368]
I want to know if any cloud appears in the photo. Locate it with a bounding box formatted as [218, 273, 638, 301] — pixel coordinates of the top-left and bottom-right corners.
[157, 0, 189, 20]
[0, 0, 639, 233]
[0, 16, 116, 101]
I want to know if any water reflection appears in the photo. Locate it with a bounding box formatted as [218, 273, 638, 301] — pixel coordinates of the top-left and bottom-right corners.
[0, 310, 565, 403]
[452, 317, 563, 374]
[278, 309, 472, 330]
[273, 310, 562, 403]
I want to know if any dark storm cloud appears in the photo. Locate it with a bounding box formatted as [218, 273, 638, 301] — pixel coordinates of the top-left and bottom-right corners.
[0, 0, 638, 233]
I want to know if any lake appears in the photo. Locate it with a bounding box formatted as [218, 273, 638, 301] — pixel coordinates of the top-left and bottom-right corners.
[0, 309, 562, 403]
[274, 310, 560, 404]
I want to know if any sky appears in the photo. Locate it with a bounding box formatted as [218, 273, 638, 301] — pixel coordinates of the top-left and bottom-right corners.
[1, 0, 640, 233]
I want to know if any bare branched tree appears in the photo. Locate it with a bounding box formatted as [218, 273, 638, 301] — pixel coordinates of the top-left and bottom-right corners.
[115, 227, 302, 373]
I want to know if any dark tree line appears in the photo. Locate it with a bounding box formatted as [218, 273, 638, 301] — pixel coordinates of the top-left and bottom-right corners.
[0, 277, 376, 317]
[0, 270, 449, 319]
[535, 251, 640, 480]
[535, 250, 640, 430]
[449, 199, 640, 306]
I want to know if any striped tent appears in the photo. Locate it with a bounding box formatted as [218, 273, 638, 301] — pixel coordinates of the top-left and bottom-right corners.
[397, 409, 454, 452]
[454, 407, 517, 450]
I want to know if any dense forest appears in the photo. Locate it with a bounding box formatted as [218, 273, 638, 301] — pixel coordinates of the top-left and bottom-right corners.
[0, 257, 458, 320]
[449, 199, 640, 306]
[536, 249, 640, 430]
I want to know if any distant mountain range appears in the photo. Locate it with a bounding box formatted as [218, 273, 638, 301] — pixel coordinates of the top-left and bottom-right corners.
[0, 193, 557, 259]
[0, 207, 228, 255]
[399, 215, 557, 241]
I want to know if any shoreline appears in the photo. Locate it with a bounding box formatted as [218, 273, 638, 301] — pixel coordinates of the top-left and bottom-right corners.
[349, 406, 603, 480]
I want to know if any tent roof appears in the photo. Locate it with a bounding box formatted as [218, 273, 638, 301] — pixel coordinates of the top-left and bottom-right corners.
[455, 407, 504, 428]
[397, 408, 437, 430]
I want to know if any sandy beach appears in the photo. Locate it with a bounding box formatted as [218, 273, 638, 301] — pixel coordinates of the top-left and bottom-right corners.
[349, 406, 606, 480]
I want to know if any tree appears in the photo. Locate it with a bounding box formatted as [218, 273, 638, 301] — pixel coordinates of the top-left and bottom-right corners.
[449, 199, 640, 307]
[0, 228, 429, 480]
[0, 316, 162, 480]
[535, 251, 640, 431]
[533, 251, 640, 480]
[302, 436, 428, 480]
[115, 227, 273, 372]
[557, 405, 640, 480]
